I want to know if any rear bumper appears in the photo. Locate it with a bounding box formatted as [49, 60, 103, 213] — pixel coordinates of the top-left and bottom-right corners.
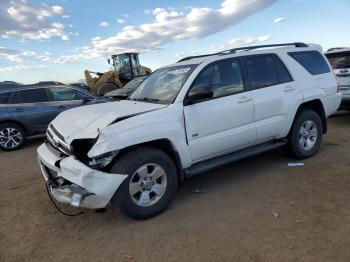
[37, 143, 127, 209]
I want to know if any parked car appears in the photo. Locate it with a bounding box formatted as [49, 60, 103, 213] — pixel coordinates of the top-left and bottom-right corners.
[34, 81, 64, 86]
[37, 43, 341, 220]
[69, 82, 89, 91]
[0, 85, 105, 151]
[0, 81, 23, 88]
[325, 48, 350, 109]
[104, 76, 147, 100]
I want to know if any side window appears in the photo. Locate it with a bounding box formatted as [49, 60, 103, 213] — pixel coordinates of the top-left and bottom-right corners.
[211, 60, 244, 98]
[9, 91, 21, 104]
[288, 51, 330, 75]
[274, 55, 293, 83]
[192, 66, 213, 87]
[20, 88, 49, 103]
[191, 59, 244, 99]
[0, 92, 12, 104]
[245, 55, 278, 89]
[50, 88, 89, 101]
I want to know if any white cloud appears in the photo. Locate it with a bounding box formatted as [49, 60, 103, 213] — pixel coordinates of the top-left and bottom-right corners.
[0, 0, 69, 41]
[0, 47, 23, 62]
[100, 21, 109, 27]
[85, 0, 277, 58]
[0, 64, 45, 73]
[117, 18, 126, 24]
[0, 1, 277, 66]
[273, 17, 286, 23]
[214, 35, 272, 50]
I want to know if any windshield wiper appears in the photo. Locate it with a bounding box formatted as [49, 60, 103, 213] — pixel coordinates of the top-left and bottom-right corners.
[131, 97, 160, 103]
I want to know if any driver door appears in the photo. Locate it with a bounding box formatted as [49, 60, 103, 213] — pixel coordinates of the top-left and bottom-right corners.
[184, 59, 256, 163]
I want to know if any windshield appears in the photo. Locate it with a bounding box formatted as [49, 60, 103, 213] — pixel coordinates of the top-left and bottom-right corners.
[123, 76, 146, 90]
[129, 65, 195, 104]
[326, 51, 350, 69]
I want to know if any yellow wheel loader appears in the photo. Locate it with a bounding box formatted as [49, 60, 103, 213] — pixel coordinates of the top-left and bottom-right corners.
[85, 53, 151, 95]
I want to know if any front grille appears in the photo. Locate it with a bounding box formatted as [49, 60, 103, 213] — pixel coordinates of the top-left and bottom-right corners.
[47, 125, 71, 156]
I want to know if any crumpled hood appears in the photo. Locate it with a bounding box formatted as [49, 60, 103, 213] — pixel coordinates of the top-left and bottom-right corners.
[51, 100, 167, 144]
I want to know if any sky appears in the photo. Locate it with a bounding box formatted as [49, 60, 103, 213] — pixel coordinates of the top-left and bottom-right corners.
[0, 0, 349, 84]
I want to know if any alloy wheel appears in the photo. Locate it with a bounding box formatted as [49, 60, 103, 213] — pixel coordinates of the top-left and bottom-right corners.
[129, 163, 167, 207]
[298, 120, 318, 151]
[0, 127, 22, 149]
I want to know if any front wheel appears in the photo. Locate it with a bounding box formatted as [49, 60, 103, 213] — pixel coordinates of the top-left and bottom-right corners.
[110, 147, 178, 220]
[286, 110, 323, 159]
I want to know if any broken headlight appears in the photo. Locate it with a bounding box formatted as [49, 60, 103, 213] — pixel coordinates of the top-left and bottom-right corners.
[88, 151, 119, 169]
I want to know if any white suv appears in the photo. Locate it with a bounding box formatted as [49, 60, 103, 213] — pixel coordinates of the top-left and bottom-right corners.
[37, 43, 341, 219]
[325, 48, 350, 109]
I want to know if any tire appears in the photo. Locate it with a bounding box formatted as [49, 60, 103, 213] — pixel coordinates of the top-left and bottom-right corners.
[96, 83, 119, 96]
[286, 110, 323, 159]
[110, 147, 178, 220]
[0, 123, 26, 151]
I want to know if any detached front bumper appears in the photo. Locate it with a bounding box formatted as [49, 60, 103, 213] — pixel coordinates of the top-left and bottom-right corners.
[37, 142, 127, 209]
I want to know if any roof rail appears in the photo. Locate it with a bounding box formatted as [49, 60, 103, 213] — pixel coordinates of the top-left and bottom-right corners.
[177, 42, 308, 62]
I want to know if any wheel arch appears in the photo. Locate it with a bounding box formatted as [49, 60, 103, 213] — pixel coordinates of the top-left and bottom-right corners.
[291, 99, 327, 135]
[0, 119, 28, 136]
[117, 139, 185, 181]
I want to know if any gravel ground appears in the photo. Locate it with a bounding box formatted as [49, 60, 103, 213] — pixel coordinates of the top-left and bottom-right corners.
[1, 111, 350, 262]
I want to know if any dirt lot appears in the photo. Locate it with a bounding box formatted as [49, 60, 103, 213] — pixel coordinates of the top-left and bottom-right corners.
[1, 112, 350, 262]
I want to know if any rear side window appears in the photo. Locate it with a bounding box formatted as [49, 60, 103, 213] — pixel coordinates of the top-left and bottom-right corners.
[19, 88, 49, 103]
[0, 92, 12, 104]
[9, 91, 21, 104]
[325, 51, 350, 69]
[245, 55, 278, 89]
[289, 51, 330, 75]
[274, 55, 293, 83]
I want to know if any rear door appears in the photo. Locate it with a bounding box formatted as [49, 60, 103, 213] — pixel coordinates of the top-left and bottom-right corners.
[6, 88, 54, 134]
[243, 54, 298, 141]
[184, 58, 256, 162]
[0, 91, 12, 120]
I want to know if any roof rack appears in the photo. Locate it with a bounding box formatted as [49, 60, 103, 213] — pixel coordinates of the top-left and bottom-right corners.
[326, 47, 347, 52]
[177, 42, 308, 62]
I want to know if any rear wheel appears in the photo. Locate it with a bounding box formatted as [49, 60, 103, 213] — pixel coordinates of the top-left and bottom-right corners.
[96, 82, 119, 95]
[0, 123, 26, 151]
[286, 110, 323, 159]
[110, 147, 178, 220]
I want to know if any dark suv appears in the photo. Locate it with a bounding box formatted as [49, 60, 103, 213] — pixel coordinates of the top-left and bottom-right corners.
[0, 85, 104, 151]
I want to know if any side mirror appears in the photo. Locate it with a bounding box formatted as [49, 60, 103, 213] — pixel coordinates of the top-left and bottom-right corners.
[81, 97, 92, 104]
[107, 58, 111, 64]
[186, 85, 213, 105]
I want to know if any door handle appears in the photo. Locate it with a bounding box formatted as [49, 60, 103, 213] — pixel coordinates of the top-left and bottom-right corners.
[284, 86, 295, 92]
[57, 105, 65, 109]
[14, 108, 23, 112]
[238, 96, 251, 103]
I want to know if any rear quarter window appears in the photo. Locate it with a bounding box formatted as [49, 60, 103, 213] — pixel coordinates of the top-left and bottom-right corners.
[0, 92, 12, 104]
[288, 51, 330, 75]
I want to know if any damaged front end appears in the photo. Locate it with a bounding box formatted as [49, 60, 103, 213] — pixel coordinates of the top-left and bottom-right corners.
[38, 125, 127, 209]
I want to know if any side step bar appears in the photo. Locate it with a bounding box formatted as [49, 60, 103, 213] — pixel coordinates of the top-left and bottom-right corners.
[184, 139, 287, 178]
